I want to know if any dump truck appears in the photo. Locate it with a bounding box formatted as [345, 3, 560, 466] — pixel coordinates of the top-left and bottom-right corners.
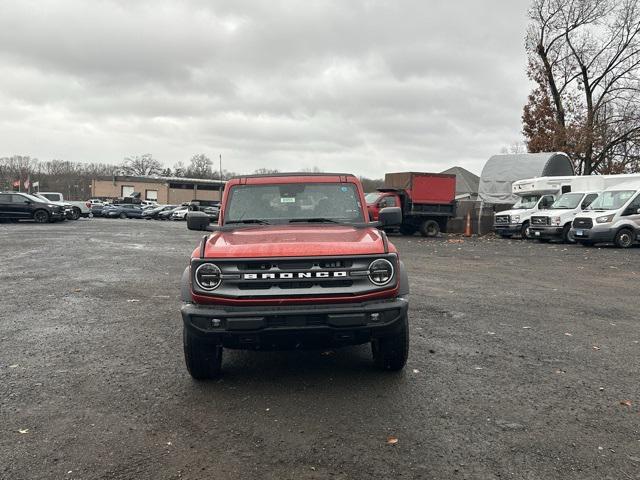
[365, 172, 456, 236]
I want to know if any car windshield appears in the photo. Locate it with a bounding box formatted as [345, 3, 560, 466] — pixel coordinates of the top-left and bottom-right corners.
[225, 183, 364, 224]
[512, 195, 540, 209]
[587, 190, 636, 210]
[365, 192, 382, 204]
[22, 193, 48, 203]
[551, 193, 583, 209]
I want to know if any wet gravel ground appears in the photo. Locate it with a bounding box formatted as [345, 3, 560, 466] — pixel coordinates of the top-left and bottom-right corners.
[1, 219, 639, 480]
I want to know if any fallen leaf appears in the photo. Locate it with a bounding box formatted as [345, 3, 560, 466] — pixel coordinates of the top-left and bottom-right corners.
[18, 429, 28, 434]
[522, 326, 532, 329]
[620, 400, 632, 407]
[554, 369, 566, 374]
[487, 331, 496, 335]
[73, 288, 82, 292]
[386, 436, 398, 445]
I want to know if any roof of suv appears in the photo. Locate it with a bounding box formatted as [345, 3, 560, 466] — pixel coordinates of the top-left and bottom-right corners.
[230, 172, 354, 179]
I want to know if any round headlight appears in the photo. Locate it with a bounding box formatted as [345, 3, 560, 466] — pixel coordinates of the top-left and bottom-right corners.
[195, 263, 222, 291]
[368, 259, 394, 286]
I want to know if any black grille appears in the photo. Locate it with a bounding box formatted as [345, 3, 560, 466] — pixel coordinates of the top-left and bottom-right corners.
[573, 217, 593, 229]
[531, 216, 549, 226]
[495, 215, 510, 225]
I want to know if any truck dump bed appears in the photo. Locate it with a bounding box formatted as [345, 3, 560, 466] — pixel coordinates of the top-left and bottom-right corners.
[384, 172, 456, 204]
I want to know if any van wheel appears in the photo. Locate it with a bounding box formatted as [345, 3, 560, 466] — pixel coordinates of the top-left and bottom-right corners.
[372, 314, 409, 371]
[183, 327, 222, 380]
[614, 228, 634, 248]
[520, 222, 531, 239]
[33, 210, 50, 223]
[419, 220, 440, 237]
[562, 224, 575, 244]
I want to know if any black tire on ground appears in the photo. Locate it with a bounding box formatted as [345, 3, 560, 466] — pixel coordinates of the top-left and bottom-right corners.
[419, 220, 440, 237]
[614, 228, 634, 248]
[183, 327, 222, 380]
[371, 314, 409, 371]
[399, 224, 417, 236]
[520, 222, 531, 240]
[119, 212, 127, 219]
[578, 240, 594, 247]
[33, 210, 50, 223]
[562, 224, 575, 244]
[70, 208, 81, 220]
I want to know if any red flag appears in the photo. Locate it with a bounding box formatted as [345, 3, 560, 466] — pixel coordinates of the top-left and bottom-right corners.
[12, 180, 20, 188]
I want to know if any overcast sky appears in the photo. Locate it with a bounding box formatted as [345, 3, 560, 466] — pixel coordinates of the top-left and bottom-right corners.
[0, 0, 531, 176]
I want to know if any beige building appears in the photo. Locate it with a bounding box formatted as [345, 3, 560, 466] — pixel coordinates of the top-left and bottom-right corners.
[91, 175, 225, 204]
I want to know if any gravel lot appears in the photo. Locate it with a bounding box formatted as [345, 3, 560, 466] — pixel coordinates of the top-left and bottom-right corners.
[1, 219, 639, 480]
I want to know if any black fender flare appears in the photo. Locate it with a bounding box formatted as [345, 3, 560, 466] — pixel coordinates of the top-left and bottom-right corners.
[398, 260, 410, 296]
[181, 265, 191, 302]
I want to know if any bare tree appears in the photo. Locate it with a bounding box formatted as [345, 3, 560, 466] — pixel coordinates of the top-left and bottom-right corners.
[525, 0, 640, 174]
[122, 154, 162, 176]
[187, 154, 213, 178]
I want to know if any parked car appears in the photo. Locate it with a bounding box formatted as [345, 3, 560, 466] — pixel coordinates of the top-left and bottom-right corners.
[529, 191, 600, 243]
[143, 204, 177, 220]
[571, 182, 640, 248]
[31, 193, 74, 220]
[102, 203, 145, 219]
[38, 192, 91, 220]
[0, 192, 66, 223]
[171, 206, 189, 220]
[91, 203, 106, 217]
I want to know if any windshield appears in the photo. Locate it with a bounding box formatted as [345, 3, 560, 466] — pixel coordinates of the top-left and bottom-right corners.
[225, 183, 364, 224]
[588, 190, 636, 210]
[22, 193, 48, 203]
[550, 193, 583, 209]
[365, 192, 382, 204]
[512, 195, 540, 210]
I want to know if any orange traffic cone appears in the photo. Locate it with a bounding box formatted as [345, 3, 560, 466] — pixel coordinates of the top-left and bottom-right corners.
[464, 211, 472, 237]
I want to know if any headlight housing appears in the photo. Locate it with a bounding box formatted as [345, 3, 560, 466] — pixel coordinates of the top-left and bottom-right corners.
[596, 214, 615, 224]
[195, 263, 222, 291]
[512, 215, 520, 223]
[368, 258, 394, 286]
[551, 216, 561, 226]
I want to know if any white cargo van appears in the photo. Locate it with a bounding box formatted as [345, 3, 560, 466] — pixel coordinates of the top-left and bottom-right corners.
[529, 191, 600, 243]
[493, 176, 575, 239]
[571, 182, 640, 248]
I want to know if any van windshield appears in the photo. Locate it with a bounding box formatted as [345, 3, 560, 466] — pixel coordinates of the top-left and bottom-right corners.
[551, 193, 583, 209]
[512, 195, 540, 209]
[587, 190, 635, 210]
[225, 183, 364, 224]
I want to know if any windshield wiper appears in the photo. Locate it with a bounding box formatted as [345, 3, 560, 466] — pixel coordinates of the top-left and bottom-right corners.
[226, 219, 270, 225]
[288, 218, 343, 224]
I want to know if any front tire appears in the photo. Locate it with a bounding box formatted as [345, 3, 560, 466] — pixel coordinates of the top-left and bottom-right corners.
[33, 210, 50, 223]
[118, 212, 127, 219]
[614, 228, 634, 248]
[372, 314, 409, 371]
[562, 224, 575, 244]
[70, 208, 81, 220]
[183, 328, 222, 380]
[520, 221, 531, 239]
[419, 220, 440, 237]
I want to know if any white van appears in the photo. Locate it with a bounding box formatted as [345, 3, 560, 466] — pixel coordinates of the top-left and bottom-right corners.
[494, 176, 575, 239]
[529, 191, 600, 243]
[571, 182, 640, 248]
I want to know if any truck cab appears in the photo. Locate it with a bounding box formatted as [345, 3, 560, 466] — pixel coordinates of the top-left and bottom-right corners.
[180, 173, 410, 380]
[529, 191, 599, 243]
[571, 183, 640, 248]
[365, 192, 400, 222]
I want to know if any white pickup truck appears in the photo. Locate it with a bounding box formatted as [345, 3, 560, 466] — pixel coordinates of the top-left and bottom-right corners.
[38, 192, 92, 220]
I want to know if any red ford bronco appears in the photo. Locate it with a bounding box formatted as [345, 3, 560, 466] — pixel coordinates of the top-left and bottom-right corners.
[181, 173, 410, 379]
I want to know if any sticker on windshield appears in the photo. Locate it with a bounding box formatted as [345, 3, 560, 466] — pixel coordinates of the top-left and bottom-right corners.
[340, 186, 348, 192]
[280, 197, 296, 203]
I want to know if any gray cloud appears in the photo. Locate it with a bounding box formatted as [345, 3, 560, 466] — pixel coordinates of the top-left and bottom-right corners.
[0, 0, 531, 175]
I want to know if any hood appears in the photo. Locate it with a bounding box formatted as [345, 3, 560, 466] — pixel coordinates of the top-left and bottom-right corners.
[199, 225, 392, 258]
[575, 209, 617, 219]
[496, 208, 530, 216]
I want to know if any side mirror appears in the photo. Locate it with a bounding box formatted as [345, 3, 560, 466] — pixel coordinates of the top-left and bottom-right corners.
[379, 207, 402, 227]
[637, 208, 640, 214]
[187, 211, 211, 231]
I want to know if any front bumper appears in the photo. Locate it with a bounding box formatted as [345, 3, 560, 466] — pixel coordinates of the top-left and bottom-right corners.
[529, 226, 563, 239]
[570, 227, 615, 243]
[494, 224, 521, 236]
[182, 297, 409, 350]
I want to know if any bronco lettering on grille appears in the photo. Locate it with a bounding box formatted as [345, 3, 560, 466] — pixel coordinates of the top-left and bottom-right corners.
[243, 271, 348, 280]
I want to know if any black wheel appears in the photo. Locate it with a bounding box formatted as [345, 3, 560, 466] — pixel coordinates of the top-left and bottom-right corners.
[372, 314, 409, 371]
[614, 228, 634, 248]
[69, 208, 81, 220]
[399, 224, 417, 236]
[33, 210, 50, 223]
[520, 222, 531, 239]
[419, 220, 440, 237]
[183, 327, 222, 380]
[118, 212, 127, 219]
[561, 224, 575, 243]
